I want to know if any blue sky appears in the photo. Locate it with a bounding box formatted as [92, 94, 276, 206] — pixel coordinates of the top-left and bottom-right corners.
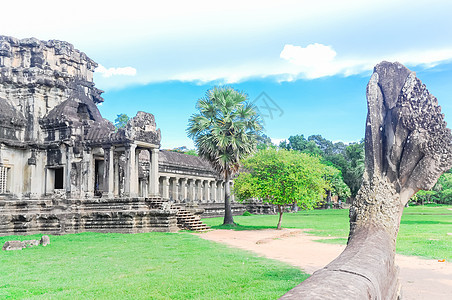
[2, 0, 452, 148]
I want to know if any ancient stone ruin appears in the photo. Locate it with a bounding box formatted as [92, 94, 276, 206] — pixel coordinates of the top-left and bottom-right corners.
[2, 235, 49, 250]
[282, 62, 452, 299]
[0, 35, 267, 236]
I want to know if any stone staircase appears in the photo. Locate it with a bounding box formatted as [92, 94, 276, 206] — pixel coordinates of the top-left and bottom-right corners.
[146, 198, 210, 232]
[176, 209, 210, 232]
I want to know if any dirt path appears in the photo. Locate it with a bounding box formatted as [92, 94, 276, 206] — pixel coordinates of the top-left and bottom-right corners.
[198, 229, 452, 300]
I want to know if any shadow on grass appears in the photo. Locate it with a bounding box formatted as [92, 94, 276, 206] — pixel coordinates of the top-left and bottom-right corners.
[210, 223, 276, 231]
[400, 220, 451, 225]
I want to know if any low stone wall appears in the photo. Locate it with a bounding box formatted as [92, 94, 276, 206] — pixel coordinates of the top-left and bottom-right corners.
[200, 203, 247, 218]
[199, 202, 277, 218]
[0, 198, 178, 236]
[245, 202, 277, 215]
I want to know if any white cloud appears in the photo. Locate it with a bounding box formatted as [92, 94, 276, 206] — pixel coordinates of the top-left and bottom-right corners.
[95, 65, 137, 78]
[280, 43, 336, 67]
[3, 1, 451, 88]
[278, 43, 452, 81]
[271, 138, 286, 146]
[164, 45, 452, 85]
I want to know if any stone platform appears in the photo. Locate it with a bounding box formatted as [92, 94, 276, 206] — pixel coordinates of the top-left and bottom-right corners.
[0, 197, 179, 236]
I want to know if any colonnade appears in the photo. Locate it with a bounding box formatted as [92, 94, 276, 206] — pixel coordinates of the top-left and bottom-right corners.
[158, 175, 228, 203]
[100, 143, 159, 198]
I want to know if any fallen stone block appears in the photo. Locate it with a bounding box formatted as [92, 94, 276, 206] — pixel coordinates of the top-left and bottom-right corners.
[23, 240, 40, 248]
[2, 240, 25, 251]
[40, 235, 50, 246]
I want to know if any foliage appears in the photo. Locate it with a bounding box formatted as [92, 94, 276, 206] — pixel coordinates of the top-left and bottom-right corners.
[114, 113, 129, 129]
[0, 232, 308, 299]
[410, 171, 452, 204]
[234, 148, 329, 229]
[256, 134, 274, 150]
[279, 134, 322, 156]
[203, 205, 452, 260]
[280, 134, 365, 198]
[187, 86, 262, 225]
[242, 211, 253, 216]
[323, 165, 351, 201]
[184, 149, 198, 156]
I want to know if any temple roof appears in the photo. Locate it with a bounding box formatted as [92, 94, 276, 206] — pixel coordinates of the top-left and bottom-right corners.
[159, 150, 214, 172]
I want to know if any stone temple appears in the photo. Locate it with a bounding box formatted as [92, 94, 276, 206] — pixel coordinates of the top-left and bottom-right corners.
[0, 36, 272, 235]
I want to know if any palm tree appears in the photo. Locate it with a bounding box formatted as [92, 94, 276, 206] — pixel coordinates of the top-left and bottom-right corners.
[187, 87, 262, 225]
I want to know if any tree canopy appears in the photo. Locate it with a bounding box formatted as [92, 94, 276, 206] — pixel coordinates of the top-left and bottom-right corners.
[233, 148, 331, 229]
[114, 113, 129, 129]
[411, 171, 452, 205]
[280, 134, 364, 198]
[187, 86, 262, 225]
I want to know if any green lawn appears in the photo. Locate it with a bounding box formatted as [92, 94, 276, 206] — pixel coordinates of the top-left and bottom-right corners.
[203, 205, 452, 260]
[1, 206, 449, 298]
[0, 232, 307, 299]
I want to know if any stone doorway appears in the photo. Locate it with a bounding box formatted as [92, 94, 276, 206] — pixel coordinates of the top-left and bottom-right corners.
[54, 167, 64, 189]
[94, 159, 105, 196]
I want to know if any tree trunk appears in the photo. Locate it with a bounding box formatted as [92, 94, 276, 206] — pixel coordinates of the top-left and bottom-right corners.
[281, 62, 452, 299]
[223, 172, 235, 225]
[277, 205, 283, 230]
[326, 189, 332, 209]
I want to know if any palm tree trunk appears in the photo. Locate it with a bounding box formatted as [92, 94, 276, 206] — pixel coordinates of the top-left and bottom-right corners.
[277, 205, 283, 230]
[223, 172, 235, 225]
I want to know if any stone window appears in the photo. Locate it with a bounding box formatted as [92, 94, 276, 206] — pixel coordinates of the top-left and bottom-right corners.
[0, 166, 10, 194]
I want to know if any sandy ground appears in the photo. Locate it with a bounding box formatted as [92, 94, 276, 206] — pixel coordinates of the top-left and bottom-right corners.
[198, 229, 452, 300]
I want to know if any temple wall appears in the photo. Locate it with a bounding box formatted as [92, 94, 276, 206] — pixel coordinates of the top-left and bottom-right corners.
[0, 35, 275, 235]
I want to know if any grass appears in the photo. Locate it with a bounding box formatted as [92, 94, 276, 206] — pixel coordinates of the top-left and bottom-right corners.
[397, 205, 452, 259]
[1, 206, 449, 298]
[0, 232, 308, 299]
[204, 209, 350, 237]
[203, 205, 452, 260]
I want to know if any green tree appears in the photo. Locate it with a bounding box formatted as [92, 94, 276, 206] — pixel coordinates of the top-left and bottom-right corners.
[323, 165, 351, 206]
[256, 134, 273, 150]
[187, 87, 262, 225]
[279, 134, 322, 156]
[184, 149, 198, 156]
[281, 134, 365, 199]
[411, 171, 452, 205]
[234, 148, 329, 229]
[114, 113, 129, 129]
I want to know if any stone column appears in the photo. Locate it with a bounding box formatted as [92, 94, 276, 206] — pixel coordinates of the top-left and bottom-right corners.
[171, 177, 179, 201]
[196, 180, 203, 202]
[180, 178, 188, 202]
[65, 145, 72, 194]
[188, 179, 196, 202]
[210, 181, 217, 202]
[113, 154, 119, 197]
[124, 144, 138, 197]
[83, 149, 95, 198]
[217, 181, 224, 203]
[135, 148, 140, 197]
[162, 176, 170, 200]
[103, 146, 115, 198]
[203, 180, 210, 203]
[149, 148, 159, 196]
